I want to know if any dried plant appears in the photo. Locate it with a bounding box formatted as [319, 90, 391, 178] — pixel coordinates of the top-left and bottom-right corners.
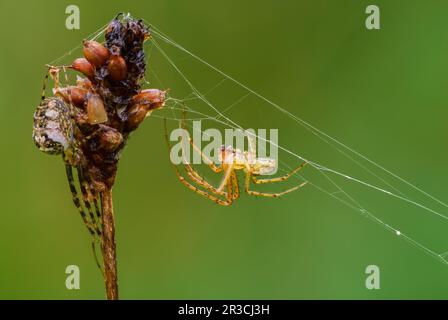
[32, 14, 165, 300]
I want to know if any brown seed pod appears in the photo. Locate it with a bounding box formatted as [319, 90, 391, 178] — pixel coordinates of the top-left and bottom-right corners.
[98, 126, 123, 152]
[108, 54, 127, 81]
[125, 104, 148, 131]
[131, 89, 166, 110]
[54, 86, 88, 108]
[83, 40, 110, 67]
[86, 94, 108, 124]
[71, 58, 95, 78]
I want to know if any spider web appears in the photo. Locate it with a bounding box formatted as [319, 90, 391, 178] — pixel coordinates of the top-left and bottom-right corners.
[45, 15, 448, 268]
[143, 20, 448, 267]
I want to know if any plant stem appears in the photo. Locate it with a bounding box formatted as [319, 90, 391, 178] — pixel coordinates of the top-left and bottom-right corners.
[101, 189, 119, 300]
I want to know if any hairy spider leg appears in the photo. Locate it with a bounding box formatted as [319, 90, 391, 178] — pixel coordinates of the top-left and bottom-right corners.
[231, 171, 240, 200]
[41, 65, 62, 101]
[182, 155, 228, 196]
[65, 164, 104, 272]
[177, 120, 228, 197]
[252, 162, 308, 184]
[41, 72, 50, 101]
[93, 197, 102, 220]
[77, 167, 102, 237]
[183, 116, 235, 202]
[178, 109, 222, 173]
[58, 65, 103, 224]
[65, 165, 96, 234]
[185, 136, 236, 203]
[244, 171, 307, 198]
[164, 119, 232, 206]
[173, 166, 232, 206]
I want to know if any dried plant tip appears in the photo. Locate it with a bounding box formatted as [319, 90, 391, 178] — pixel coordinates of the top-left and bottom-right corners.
[108, 54, 127, 81]
[87, 94, 108, 124]
[54, 86, 88, 108]
[125, 104, 148, 131]
[131, 89, 166, 110]
[71, 58, 95, 78]
[106, 18, 123, 41]
[83, 40, 110, 67]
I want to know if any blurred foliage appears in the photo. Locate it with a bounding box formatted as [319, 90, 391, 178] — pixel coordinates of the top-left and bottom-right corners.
[1, 0, 448, 299]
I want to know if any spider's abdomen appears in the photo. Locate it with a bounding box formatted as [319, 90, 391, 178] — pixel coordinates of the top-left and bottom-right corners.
[33, 97, 73, 155]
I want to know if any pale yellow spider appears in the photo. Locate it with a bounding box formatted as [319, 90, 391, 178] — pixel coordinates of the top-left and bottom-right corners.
[164, 119, 308, 206]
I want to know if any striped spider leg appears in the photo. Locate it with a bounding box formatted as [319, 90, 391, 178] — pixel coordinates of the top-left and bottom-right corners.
[40, 65, 61, 101]
[76, 166, 104, 274]
[76, 166, 102, 236]
[164, 119, 234, 206]
[48, 66, 103, 233]
[243, 128, 308, 197]
[65, 164, 104, 274]
[39, 66, 104, 272]
[40, 66, 101, 231]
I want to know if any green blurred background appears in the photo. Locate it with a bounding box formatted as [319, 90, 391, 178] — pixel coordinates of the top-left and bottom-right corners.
[1, 0, 448, 299]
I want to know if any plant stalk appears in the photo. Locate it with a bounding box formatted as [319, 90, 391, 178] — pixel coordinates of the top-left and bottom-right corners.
[101, 189, 119, 300]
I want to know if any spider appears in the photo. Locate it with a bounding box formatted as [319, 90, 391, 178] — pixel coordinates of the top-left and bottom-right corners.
[34, 66, 104, 270]
[164, 115, 308, 206]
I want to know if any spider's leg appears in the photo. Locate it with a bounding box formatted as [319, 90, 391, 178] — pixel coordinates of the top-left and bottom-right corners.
[41, 65, 62, 101]
[179, 109, 222, 173]
[217, 164, 234, 193]
[89, 190, 104, 275]
[77, 167, 102, 237]
[84, 165, 102, 220]
[78, 163, 103, 222]
[189, 137, 222, 173]
[231, 171, 240, 200]
[245, 172, 307, 198]
[226, 177, 236, 203]
[93, 197, 102, 220]
[183, 165, 228, 196]
[65, 164, 104, 274]
[252, 162, 308, 184]
[65, 164, 96, 235]
[164, 117, 225, 194]
[164, 119, 231, 206]
[86, 181, 103, 274]
[41, 72, 50, 101]
[91, 240, 104, 277]
[180, 138, 227, 196]
[177, 121, 227, 195]
[174, 166, 232, 206]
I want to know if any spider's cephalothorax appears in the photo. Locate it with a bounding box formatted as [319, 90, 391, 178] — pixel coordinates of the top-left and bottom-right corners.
[33, 97, 73, 155]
